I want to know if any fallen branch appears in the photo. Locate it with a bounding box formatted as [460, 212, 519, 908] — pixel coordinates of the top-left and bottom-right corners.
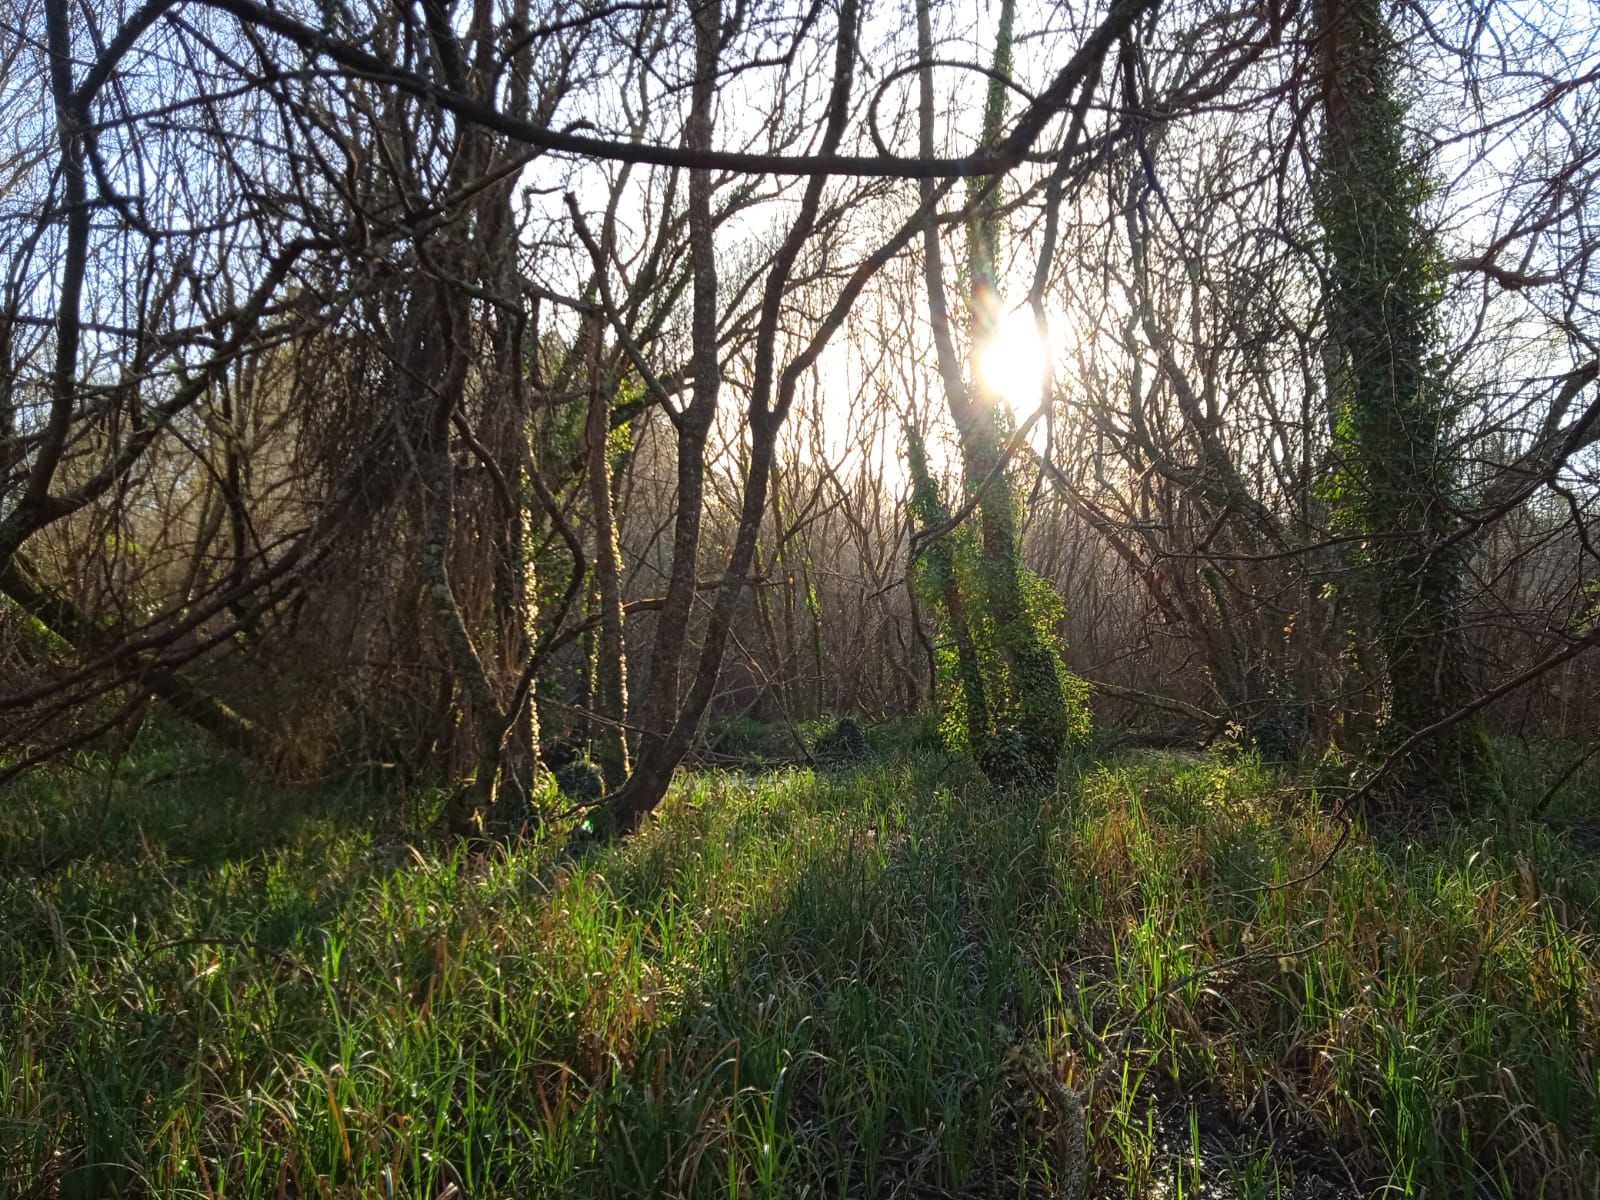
[1083, 678, 1219, 725]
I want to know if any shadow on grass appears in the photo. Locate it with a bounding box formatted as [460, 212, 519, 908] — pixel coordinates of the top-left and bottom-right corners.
[0, 741, 431, 879]
[536, 750, 1365, 1199]
[0, 734, 482, 1198]
[4, 748, 1082, 1198]
[575, 755, 1060, 1197]
[5, 742, 1597, 1198]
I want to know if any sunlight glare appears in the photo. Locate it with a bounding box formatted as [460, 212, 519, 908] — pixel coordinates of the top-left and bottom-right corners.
[974, 307, 1051, 413]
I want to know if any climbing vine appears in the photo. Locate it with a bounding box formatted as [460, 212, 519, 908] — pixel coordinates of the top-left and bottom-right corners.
[1314, 0, 1495, 804]
[906, 425, 1089, 785]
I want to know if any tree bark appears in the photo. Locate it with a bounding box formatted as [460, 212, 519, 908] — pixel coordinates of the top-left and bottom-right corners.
[1314, 0, 1493, 806]
[585, 313, 630, 788]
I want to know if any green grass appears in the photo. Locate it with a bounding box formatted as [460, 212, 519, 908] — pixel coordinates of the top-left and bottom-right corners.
[2, 739, 1598, 1197]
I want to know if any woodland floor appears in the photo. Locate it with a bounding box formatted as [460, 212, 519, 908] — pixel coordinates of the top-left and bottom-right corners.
[3, 727, 1599, 1198]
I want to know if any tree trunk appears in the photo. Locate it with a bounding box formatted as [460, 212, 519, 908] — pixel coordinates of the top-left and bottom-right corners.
[915, 0, 1070, 784]
[585, 314, 630, 788]
[1314, 0, 1493, 806]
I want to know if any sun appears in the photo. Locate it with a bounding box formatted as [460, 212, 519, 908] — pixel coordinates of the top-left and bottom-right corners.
[974, 306, 1051, 413]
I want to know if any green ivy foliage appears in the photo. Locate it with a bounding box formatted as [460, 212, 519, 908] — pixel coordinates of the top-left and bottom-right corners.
[905, 425, 1089, 786]
[1314, 0, 1495, 804]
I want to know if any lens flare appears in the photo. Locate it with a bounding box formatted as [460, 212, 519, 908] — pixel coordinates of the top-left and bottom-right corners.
[974, 307, 1050, 412]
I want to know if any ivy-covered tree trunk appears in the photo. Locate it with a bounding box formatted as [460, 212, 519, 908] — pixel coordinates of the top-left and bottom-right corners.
[1315, 0, 1493, 805]
[913, 0, 1075, 786]
[906, 425, 991, 755]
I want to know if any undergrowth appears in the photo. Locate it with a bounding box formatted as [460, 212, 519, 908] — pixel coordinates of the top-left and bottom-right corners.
[2, 737, 1597, 1197]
